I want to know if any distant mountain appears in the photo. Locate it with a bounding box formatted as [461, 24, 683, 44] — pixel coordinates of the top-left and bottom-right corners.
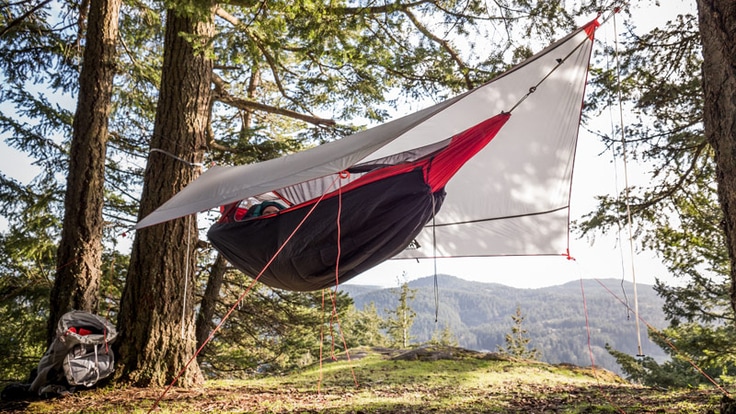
[339, 275, 668, 375]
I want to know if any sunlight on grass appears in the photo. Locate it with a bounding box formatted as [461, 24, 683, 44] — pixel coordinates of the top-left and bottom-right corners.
[13, 348, 724, 413]
[203, 351, 636, 413]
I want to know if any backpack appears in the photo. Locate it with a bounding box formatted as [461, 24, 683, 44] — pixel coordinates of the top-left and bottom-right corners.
[62, 326, 115, 387]
[29, 311, 117, 396]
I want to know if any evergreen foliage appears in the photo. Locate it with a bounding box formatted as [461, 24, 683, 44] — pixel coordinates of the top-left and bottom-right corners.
[194, 272, 356, 377]
[0, 185, 60, 380]
[341, 302, 387, 348]
[608, 323, 736, 388]
[383, 282, 417, 349]
[498, 305, 539, 360]
[607, 341, 706, 388]
[579, 4, 736, 389]
[0, 0, 79, 380]
[427, 325, 459, 347]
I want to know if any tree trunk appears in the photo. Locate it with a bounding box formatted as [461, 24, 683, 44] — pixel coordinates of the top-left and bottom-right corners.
[48, 0, 121, 345]
[196, 254, 228, 349]
[696, 1, 736, 315]
[115, 5, 213, 387]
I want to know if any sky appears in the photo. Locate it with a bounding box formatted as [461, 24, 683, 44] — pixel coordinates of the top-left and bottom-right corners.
[0, 0, 696, 291]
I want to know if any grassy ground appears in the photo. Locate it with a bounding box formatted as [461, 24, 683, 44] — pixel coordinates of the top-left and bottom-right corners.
[0, 346, 729, 413]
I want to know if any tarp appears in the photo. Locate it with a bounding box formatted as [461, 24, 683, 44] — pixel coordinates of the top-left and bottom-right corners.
[137, 20, 598, 261]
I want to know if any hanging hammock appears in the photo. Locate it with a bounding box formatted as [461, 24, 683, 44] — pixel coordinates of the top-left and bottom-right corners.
[208, 114, 508, 291]
[136, 19, 599, 292]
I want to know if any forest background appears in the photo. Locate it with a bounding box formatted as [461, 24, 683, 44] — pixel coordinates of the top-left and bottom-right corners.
[1, 0, 735, 395]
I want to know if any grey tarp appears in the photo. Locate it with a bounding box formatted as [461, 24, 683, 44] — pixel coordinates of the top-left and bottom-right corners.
[136, 20, 598, 262]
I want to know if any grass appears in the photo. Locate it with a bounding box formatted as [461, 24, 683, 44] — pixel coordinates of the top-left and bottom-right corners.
[0, 346, 729, 413]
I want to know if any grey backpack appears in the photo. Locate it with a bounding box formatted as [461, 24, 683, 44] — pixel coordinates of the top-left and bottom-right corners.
[30, 311, 117, 395]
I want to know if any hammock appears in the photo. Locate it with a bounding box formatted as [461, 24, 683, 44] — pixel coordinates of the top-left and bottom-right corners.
[136, 20, 599, 292]
[208, 115, 507, 291]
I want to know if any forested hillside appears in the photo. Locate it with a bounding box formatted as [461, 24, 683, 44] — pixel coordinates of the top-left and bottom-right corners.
[340, 276, 668, 374]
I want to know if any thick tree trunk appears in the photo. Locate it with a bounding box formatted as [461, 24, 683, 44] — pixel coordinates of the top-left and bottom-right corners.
[696, 1, 736, 314]
[48, 0, 121, 345]
[196, 254, 228, 349]
[114, 5, 213, 387]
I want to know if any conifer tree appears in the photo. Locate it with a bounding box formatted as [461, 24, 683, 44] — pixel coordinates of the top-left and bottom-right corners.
[48, 0, 121, 345]
[114, 1, 213, 386]
[579, 1, 736, 379]
[384, 281, 417, 349]
[695, 0, 736, 318]
[0, 0, 78, 378]
[343, 302, 387, 348]
[607, 323, 736, 388]
[498, 305, 539, 360]
[0, 194, 58, 379]
[429, 325, 458, 347]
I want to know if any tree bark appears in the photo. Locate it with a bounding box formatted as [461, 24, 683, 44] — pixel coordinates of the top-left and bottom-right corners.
[115, 5, 213, 387]
[196, 254, 228, 349]
[48, 0, 121, 345]
[696, 0, 736, 314]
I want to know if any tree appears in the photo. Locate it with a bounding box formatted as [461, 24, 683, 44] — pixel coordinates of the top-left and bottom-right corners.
[498, 305, 539, 360]
[114, 2, 214, 386]
[428, 325, 458, 347]
[695, 1, 736, 317]
[195, 254, 228, 349]
[127, 0, 577, 381]
[195, 282, 352, 377]
[570, 1, 736, 384]
[578, 1, 736, 375]
[1, 0, 84, 380]
[0, 191, 58, 380]
[342, 302, 387, 348]
[607, 322, 736, 388]
[47, 0, 121, 344]
[384, 281, 416, 349]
